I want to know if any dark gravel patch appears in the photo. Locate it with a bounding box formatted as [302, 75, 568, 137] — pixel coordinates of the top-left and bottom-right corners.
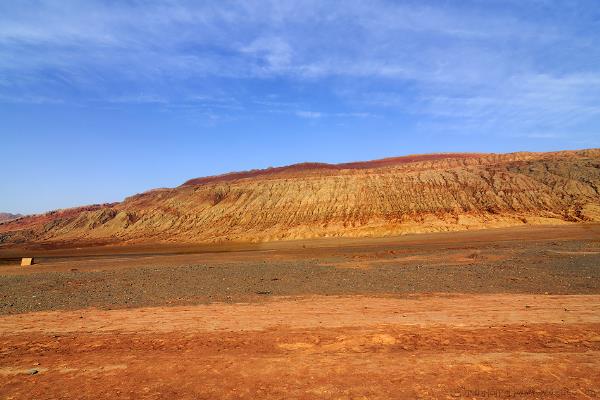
[1, 248, 600, 314]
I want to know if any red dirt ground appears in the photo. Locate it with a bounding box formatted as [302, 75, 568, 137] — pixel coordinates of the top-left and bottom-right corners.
[1, 295, 599, 399]
[1, 224, 599, 399]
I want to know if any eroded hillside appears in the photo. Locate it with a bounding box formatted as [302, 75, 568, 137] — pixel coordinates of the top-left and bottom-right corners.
[0, 213, 22, 223]
[1, 149, 599, 246]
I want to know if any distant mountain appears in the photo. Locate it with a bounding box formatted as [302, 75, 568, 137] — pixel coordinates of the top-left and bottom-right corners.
[0, 213, 22, 223]
[1, 149, 599, 247]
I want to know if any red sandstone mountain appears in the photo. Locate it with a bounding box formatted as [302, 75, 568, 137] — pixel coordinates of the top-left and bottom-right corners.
[0, 213, 22, 223]
[1, 149, 599, 246]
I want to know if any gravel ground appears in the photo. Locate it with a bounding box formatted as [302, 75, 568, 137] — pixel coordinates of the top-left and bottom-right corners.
[1, 235, 599, 314]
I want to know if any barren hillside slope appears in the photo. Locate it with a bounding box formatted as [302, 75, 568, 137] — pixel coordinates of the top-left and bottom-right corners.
[1, 149, 599, 246]
[0, 213, 21, 223]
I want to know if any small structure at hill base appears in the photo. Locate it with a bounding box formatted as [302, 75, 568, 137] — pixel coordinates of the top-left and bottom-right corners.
[21, 257, 34, 266]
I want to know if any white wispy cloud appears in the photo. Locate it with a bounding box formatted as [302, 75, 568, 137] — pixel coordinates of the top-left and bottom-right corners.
[295, 111, 322, 119]
[0, 0, 598, 143]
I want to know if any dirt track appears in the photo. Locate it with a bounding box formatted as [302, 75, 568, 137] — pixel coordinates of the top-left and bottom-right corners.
[1, 295, 600, 399]
[1, 224, 600, 399]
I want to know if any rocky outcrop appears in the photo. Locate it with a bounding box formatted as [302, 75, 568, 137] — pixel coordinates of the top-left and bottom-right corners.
[1, 149, 599, 246]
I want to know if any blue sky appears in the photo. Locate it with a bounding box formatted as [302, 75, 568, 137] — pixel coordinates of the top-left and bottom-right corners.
[1, 0, 599, 214]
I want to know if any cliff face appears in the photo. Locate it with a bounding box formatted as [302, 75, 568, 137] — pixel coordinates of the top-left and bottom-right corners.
[1, 149, 599, 246]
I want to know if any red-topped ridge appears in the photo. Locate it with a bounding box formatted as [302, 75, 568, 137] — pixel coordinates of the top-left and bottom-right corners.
[181, 153, 482, 187]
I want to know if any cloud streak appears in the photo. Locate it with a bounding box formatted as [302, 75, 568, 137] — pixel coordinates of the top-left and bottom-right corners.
[0, 0, 599, 143]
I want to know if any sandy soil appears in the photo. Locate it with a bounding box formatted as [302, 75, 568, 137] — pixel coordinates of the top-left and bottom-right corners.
[1, 295, 600, 399]
[1, 224, 600, 399]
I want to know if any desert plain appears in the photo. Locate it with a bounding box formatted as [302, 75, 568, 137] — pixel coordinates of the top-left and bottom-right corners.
[1, 223, 600, 399]
[1, 150, 600, 399]
[4, 0, 600, 396]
